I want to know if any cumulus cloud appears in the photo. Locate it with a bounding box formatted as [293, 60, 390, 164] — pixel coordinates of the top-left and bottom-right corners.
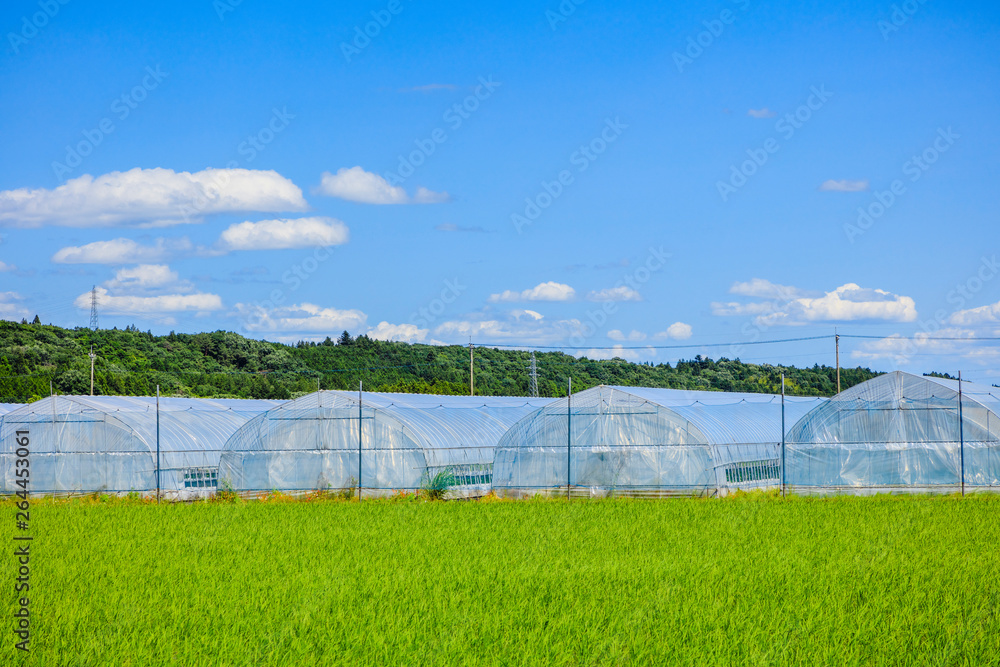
[366, 321, 429, 343]
[0, 260, 14, 272]
[0, 292, 29, 321]
[607, 329, 646, 342]
[233, 302, 367, 333]
[654, 322, 693, 340]
[103, 264, 185, 292]
[587, 286, 641, 302]
[852, 327, 999, 366]
[714, 282, 917, 326]
[579, 345, 653, 362]
[434, 310, 585, 346]
[74, 286, 222, 314]
[489, 282, 576, 303]
[748, 108, 776, 118]
[52, 237, 194, 264]
[316, 166, 449, 205]
[819, 179, 870, 192]
[216, 217, 349, 252]
[729, 278, 811, 300]
[949, 299, 1000, 326]
[0, 168, 307, 228]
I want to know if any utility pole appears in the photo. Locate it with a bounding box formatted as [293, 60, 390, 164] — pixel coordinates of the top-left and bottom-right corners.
[780, 373, 786, 498]
[89, 286, 99, 331]
[529, 351, 539, 398]
[835, 331, 841, 394]
[566, 376, 572, 500]
[89, 345, 96, 396]
[469, 340, 474, 396]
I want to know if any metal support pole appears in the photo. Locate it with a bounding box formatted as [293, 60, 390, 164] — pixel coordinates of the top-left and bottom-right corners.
[835, 332, 841, 394]
[358, 381, 363, 499]
[469, 341, 474, 396]
[156, 385, 161, 504]
[89, 345, 96, 396]
[958, 371, 965, 497]
[567, 376, 572, 501]
[781, 373, 786, 498]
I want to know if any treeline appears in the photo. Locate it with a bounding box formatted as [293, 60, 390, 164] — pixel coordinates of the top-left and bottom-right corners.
[0, 321, 881, 402]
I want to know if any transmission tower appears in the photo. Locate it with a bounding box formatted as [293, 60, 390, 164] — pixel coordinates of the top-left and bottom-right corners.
[89, 286, 99, 331]
[529, 351, 539, 398]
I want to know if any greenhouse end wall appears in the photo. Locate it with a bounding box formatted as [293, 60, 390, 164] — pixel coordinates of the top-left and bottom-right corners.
[786, 372, 1000, 494]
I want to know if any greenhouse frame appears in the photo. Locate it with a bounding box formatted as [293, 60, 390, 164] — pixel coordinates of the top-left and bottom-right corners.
[492, 385, 826, 497]
[218, 390, 554, 495]
[0, 395, 281, 497]
[786, 371, 1000, 493]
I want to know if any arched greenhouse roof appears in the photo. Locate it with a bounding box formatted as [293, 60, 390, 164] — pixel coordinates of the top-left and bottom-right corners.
[1, 395, 283, 454]
[787, 371, 1000, 445]
[223, 390, 555, 455]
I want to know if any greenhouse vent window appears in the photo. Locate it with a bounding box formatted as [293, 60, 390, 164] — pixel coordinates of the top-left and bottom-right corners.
[183, 468, 219, 489]
[430, 464, 492, 487]
[724, 460, 780, 484]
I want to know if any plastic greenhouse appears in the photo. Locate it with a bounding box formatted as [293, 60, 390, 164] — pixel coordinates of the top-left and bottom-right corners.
[786, 371, 1000, 493]
[0, 396, 281, 497]
[218, 390, 554, 494]
[493, 385, 826, 497]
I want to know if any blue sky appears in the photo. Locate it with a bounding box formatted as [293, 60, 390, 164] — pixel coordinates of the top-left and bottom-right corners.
[1, 0, 998, 382]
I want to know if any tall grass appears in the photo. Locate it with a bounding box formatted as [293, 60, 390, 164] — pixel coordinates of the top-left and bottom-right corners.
[3, 495, 999, 665]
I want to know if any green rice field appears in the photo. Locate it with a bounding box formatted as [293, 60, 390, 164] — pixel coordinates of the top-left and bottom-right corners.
[4, 494, 999, 666]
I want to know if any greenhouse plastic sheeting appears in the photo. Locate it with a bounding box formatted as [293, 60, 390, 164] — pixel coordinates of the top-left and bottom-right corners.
[0, 396, 281, 495]
[787, 371, 1000, 493]
[493, 385, 825, 496]
[219, 391, 554, 493]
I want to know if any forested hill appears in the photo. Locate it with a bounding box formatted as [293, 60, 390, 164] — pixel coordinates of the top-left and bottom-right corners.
[0, 321, 880, 402]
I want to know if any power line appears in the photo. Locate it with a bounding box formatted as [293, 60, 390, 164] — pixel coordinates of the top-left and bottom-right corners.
[477, 335, 834, 350]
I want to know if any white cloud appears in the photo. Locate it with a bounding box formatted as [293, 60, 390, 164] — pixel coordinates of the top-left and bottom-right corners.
[0, 292, 29, 321]
[748, 108, 776, 118]
[316, 166, 449, 205]
[51, 237, 194, 264]
[103, 264, 182, 291]
[0, 168, 307, 228]
[489, 281, 576, 303]
[233, 302, 367, 333]
[74, 286, 222, 314]
[366, 321, 429, 343]
[0, 260, 14, 272]
[587, 286, 642, 302]
[729, 278, 810, 299]
[216, 217, 349, 252]
[715, 282, 917, 326]
[852, 328, 1000, 366]
[607, 329, 646, 342]
[654, 322, 693, 340]
[435, 223, 489, 233]
[579, 345, 653, 361]
[819, 179, 870, 192]
[434, 312, 584, 346]
[949, 300, 1000, 326]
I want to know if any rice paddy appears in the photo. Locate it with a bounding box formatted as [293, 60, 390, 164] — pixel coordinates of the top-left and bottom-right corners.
[4, 493, 999, 666]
